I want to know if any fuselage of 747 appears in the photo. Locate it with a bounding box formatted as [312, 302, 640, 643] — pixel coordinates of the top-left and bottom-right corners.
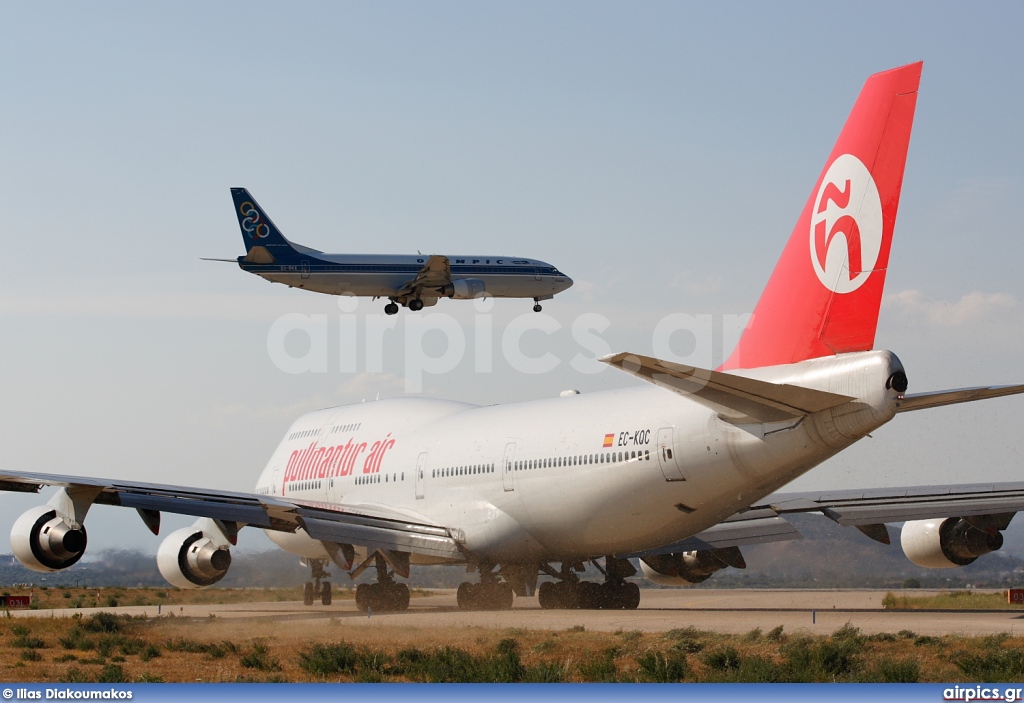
[7, 61, 1024, 614]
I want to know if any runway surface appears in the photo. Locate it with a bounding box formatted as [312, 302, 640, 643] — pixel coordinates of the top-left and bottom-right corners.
[12, 588, 1024, 636]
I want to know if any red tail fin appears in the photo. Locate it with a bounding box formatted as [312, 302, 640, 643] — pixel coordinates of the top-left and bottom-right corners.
[721, 62, 922, 371]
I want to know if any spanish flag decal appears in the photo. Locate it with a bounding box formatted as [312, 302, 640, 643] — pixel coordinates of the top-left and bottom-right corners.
[603, 434, 615, 448]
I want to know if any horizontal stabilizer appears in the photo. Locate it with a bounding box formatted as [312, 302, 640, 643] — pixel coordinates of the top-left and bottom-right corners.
[599, 352, 854, 423]
[896, 384, 1024, 413]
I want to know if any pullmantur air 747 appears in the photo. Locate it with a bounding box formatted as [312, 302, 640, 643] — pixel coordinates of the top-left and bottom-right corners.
[6, 62, 1024, 612]
[213, 188, 573, 315]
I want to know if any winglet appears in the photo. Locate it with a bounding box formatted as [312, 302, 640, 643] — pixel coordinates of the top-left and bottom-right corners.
[600, 352, 854, 424]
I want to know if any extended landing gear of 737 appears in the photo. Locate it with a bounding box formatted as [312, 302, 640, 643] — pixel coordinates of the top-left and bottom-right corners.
[537, 557, 640, 610]
[354, 553, 410, 614]
[533, 297, 543, 313]
[384, 301, 400, 315]
[456, 563, 514, 611]
[408, 298, 424, 312]
[303, 558, 333, 606]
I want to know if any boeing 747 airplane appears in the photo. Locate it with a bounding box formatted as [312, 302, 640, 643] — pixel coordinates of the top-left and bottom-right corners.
[6, 62, 1024, 613]
[224, 188, 573, 314]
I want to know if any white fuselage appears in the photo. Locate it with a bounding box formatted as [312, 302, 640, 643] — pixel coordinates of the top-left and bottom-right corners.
[242, 253, 572, 301]
[258, 350, 905, 565]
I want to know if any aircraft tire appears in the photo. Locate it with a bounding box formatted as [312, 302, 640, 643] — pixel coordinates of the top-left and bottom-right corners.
[457, 582, 474, 610]
[355, 583, 370, 613]
[303, 581, 315, 606]
[393, 583, 411, 611]
[409, 299, 424, 312]
[538, 581, 555, 609]
[321, 581, 332, 606]
[497, 582, 514, 610]
[578, 581, 601, 609]
[621, 582, 640, 610]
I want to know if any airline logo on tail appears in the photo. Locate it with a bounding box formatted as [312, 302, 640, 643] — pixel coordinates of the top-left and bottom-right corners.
[239, 201, 270, 239]
[809, 154, 883, 294]
[720, 61, 921, 370]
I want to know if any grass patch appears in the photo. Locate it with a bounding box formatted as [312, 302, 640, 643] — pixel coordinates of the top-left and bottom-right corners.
[883, 590, 1024, 610]
[6, 610, 1024, 682]
[299, 641, 359, 677]
[240, 641, 281, 671]
[637, 650, 687, 681]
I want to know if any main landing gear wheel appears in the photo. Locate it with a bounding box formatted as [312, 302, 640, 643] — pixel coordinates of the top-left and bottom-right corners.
[538, 580, 638, 610]
[408, 299, 424, 312]
[353, 552, 411, 614]
[384, 302, 399, 315]
[537, 558, 640, 610]
[355, 582, 410, 613]
[456, 581, 514, 611]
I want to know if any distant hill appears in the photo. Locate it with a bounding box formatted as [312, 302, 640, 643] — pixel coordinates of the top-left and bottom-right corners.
[3, 514, 1024, 590]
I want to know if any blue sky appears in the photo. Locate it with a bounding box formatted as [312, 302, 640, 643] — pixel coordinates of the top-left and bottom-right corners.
[1, 2, 1022, 555]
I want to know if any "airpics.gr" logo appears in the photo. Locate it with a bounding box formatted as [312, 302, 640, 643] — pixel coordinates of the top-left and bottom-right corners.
[809, 154, 883, 294]
[240, 201, 270, 239]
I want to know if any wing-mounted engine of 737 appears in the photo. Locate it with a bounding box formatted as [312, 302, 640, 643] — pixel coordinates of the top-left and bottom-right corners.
[156, 518, 235, 589]
[900, 515, 1013, 569]
[638, 547, 746, 586]
[10, 504, 88, 572]
[442, 279, 485, 299]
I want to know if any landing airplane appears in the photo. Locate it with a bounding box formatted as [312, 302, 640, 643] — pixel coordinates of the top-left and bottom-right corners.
[7, 62, 1024, 613]
[222, 188, 573, 314]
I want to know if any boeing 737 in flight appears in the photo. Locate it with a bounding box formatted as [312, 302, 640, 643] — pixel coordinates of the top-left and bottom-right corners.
[223, 188, 573, 314]
[7, 62, 1024, 614]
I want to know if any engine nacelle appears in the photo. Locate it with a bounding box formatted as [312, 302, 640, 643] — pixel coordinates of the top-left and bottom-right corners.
[901, 517, 1004, 569]
[157, 526, 232, 588]
[443, 279, 486, 299]
[640, 547, 745, 586]
[10, 506, 88, 572]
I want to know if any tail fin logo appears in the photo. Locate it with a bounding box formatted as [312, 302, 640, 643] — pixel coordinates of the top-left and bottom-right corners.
[239, 201, 270, 239]
[809, 154, 883, 294]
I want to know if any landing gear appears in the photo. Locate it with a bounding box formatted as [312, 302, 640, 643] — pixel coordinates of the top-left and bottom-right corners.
[355, 581, 410, 613]
[303, 559, 333, 606]
[408, 298, 424, 312]
[533, 298, 543, 313]
[354, 553, 410, 613]
[384, 301, 399, 315]
[456, 563, 515, 611]
[537, 557, 640, 610]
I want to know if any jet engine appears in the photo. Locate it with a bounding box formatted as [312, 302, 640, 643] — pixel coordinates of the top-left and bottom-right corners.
[10, 505, 88, 572]
[443, 279, 486, 299]
[900, 517, 1006, 569]
[157, 524, 232, 588]
[640, 547, 745, 586]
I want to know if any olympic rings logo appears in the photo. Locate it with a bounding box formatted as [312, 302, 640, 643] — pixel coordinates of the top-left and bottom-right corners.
[239, 202, 270, 239]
